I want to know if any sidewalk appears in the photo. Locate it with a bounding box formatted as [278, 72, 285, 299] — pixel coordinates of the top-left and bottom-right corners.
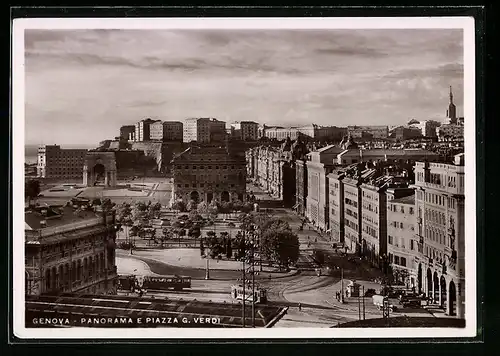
[122, 248, 299, 279]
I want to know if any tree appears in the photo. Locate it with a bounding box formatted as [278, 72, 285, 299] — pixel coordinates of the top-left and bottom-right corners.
[197, 201, 208, 215]
[186, 199, 198, 212]
[148, 228, 157, 246]
[148, 202, 162, 220]
[226, 237, 233, 259]
[172, 200, 187, 212]
[161, 228, 173, 248]
[261, 227, 300, 270]
[200, 239, 205, 257]
[101, 198, 115, 212]
[25, 179, 41, 206]
[188, 226, 201, 245]
[208, 200, 219, 218]
[116, 203, 133, 243]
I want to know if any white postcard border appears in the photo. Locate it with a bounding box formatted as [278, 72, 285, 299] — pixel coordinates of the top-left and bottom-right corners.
[12, 16, 477, 339]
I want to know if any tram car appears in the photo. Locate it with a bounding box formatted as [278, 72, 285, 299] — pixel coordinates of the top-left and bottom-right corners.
[142, 275, 192, 291]
[231, 284, 267, 304]
[117, 275, 137, 292]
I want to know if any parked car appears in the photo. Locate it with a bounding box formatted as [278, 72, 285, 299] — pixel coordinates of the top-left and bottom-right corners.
[372, 295, 398, 312]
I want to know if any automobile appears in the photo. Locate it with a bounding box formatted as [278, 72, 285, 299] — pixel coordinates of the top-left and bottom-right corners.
[372, 295, 398, 312]
[364, 288, 377, 297]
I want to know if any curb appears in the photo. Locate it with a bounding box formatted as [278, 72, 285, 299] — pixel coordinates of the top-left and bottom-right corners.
[117, 252, 301, 281]
[265, 306, 289, 328]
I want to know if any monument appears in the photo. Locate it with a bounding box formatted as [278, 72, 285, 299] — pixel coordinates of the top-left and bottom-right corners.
[83, 152, 118, 187]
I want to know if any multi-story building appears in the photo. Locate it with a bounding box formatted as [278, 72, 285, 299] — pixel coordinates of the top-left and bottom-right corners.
[343, 175, 362, 254]
[149, 120, 164, 141]
[414, 120, 441, 138]
[230, 121, 259, 141]
[305, 145, 344, 231]
[347, 125, 389, 139]
[413, 153, 465, 318]
[360, 176, 394, 266]
[37, 145, 88, 179]
[436, 124, 464, 141]
[335, 148, 439, 166]
[162, 121, 183, 142]
[134, 118, 156, 142]
[264, 127, 299, 141]
[183, 118, 227, 143]
[119, 125, 136, 141]
[295, 125, 348, 142]
[389, 126, 423, 141]
[171, 146, 247, 205]
[327, 171, 346, 243]
[247, 139, 308, 208]
[25, 205, 118, 296]
[295, 159, 308, 216]
[386, 190, 418, 288]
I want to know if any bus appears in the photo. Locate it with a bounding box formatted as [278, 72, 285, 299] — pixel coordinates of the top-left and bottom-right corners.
[231, 284, 267, 304]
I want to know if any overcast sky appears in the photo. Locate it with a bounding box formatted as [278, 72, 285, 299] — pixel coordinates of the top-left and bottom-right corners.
[24, 29, 463, 146]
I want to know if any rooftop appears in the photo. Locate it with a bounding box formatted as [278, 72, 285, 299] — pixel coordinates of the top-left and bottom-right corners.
[25, 205, 101, 231]
[391, 194, 415, 205]
[26, 294, 285, 328]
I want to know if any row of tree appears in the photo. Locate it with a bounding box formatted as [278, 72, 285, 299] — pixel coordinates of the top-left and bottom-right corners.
[171, 199, 254, 216]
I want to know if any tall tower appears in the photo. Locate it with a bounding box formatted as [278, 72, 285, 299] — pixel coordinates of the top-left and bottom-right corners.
[447, 86, 457, 124]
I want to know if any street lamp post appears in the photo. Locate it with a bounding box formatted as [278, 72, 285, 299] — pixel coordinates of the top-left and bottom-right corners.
[205, 257, 210, 280]
[341, 267, 345, 304]
[251, 228, 256, 328]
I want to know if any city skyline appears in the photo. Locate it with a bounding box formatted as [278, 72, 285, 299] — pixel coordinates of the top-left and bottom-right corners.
[25, 29, 464, 146]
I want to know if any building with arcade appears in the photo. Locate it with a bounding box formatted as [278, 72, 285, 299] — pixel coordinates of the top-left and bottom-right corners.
[25, 205, 119, 296]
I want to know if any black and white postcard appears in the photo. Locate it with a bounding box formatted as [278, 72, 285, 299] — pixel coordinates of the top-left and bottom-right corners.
[12, 16, 477, 339]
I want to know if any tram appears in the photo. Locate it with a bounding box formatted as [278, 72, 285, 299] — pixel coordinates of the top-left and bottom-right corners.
[231, 284, 267, 304]
[117, 275, 192, 293]
[142, 275, 191, 291]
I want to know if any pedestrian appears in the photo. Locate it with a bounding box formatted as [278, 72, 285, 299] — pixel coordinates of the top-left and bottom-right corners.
[298, 303, 302, 311]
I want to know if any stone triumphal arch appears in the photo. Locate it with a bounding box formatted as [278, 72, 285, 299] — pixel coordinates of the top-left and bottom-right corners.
[83, 152, 117, 187]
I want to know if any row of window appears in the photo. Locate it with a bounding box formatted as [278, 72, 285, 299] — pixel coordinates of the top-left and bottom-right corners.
[388, 204, 414, 214]
[363, 224, 378, 239]
[345, 197, 358, 208]
[175, 165, 238, 170]
[425, 208, 447, 226]
[425, 227, 448, 246]
[344, 218, 358, 232]
[346, 208, 358, 219]
[388, 253, 407, 267]
[177, 183, 236, 188]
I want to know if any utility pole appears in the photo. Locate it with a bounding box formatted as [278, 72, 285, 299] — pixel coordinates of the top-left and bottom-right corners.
[358, 290, 361, 320]
[251, 228, 256, 328]
[340, 268, 345, 304]
[205, 257, 210, 280]
[242, 230, 246, 328]
[362, 286, 366, 320]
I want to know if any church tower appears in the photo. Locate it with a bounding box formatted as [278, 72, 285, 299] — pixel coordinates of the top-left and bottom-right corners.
[446, 86, 457, 124]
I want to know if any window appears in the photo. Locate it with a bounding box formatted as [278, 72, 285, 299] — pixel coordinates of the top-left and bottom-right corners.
[409, 207, 414, 215]
[400, 257, 407, 267]
[184, 184, 189, 188]
[410, 240, 414, 250]
[401, 206, 405, 213]
[394, 256, 400, 265]
[388, 236, 393, 245]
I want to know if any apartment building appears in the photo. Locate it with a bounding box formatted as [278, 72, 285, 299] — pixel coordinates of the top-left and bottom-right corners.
[37, 145, 88, 179]
[25, 205, 118, 296]
[413, 153, 465, 318]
